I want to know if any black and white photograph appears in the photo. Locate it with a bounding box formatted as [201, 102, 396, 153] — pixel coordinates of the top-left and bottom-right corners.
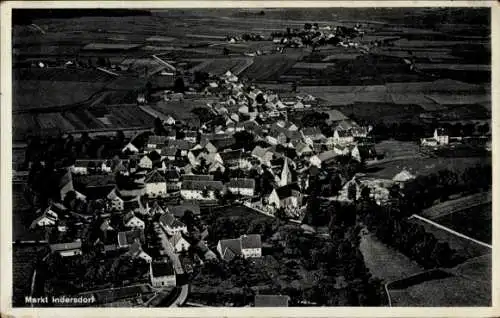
[4, 3, 494, 311]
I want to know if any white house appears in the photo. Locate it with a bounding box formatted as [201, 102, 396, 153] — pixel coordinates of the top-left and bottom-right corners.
[241, 234, 262, 258]
[138, 155, 153, 170]
[107, 188, 124, 211]
[123, 212, 145, 230]
[30, 213, 57, 229]
[309, 155, 322, 168]
[217, 234, 262, 261]
[264, 189, 281, 209]
[180, 180, 224, 201]
[122, 142, 139, 154]
[145, 170, 167, 198]
[150, 261, 176, 287]
[433, 128, 449, 145]
[126, 241, 152, 263]
[169, 232, 191, 253]
[49, 241, 82, 258]
[333, 129, 354, 145]
[159, 213, 187, 235]
[228, 178, 255, 197]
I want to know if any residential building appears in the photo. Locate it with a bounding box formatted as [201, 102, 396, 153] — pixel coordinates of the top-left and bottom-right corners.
[228, 178, 255, 196]
[180, 180, 224, 200]
[150, 260, 176, 287]
[434, 128, 450, 145]
[126, 241, 152, 263]
[159, 213, 187, 235]
[145, 170, 167, 197]
[123, 212, 145, 230]
[117, 229, 145, 248]
[351, 144, 377, 162]
[49, 241, 82, 257]
[169, 232, 191, 253]
[333, 129, 354, 145]
[217, 234, 262, 261]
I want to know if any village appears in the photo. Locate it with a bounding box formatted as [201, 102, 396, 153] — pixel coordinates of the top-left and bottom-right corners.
[20, 61, 491, 307]
[11, 8, 492, 309]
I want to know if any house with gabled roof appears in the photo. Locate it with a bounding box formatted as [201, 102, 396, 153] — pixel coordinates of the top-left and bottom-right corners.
[217, 234, 262, 261]
[228, 178, 255, 197]
[126, 240, 152, 263]
[333, 129, 354, 145]
[122, 142, 139, 154]
[144, 169, 166, 197]
[49, 241, 82, 257]
[30, 209, 58, 229]
[180, 180, 223, 201]
[251, 146, 274, 167]
[274, 183, 303, 210]
[123, 211, 145, 230]
[117, 229, 145, 248]
[165, 168, 182, 192]
[138, 155, 153, 170]
[159, 213, 187, 235]
[107, 188, 126, 211]
[160, 146, 177, 161]
[147, 135, 170, 149]
[150, 259, 176, 287]
[169, 232, 191, 253]
[351, 144, 377, 162]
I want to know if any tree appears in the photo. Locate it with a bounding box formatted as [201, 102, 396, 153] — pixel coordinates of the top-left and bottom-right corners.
[202, 187, 210, 198]
[173, 77, 185, 93]
[347, 182, 357, 202]
[304, 23, 312, 30]
[233, 131, 256, 151]
[360, 186, 371, 201]
[223, 47, 230, 56]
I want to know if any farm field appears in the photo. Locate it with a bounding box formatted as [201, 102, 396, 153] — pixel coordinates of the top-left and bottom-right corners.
[420, 191, 492, 220]
[359, 231, 424, 282]
[13, 80, 106, 111]
[189, 57, 253, 76]
[408, 217, 491, 260]
[375, 140, 420, 159]
[365, 156, 489, 180]
[388, 254, 491, 307]
[14, 68, 115, 82]
[241, 55, 300, 81]
[13, 105, 155, 141]
[433, 203, 492, 244]
[13, 245, 49, 307]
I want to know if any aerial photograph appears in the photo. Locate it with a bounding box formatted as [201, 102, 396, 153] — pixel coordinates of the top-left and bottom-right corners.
[11, 7, 491, 307]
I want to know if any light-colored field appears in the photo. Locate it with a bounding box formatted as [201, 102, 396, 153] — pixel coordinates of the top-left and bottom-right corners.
[375, 140, 420, 159]
[189, 57, 254, 76]
[365, 156, 488, 180]
[292, 62, 336, 70]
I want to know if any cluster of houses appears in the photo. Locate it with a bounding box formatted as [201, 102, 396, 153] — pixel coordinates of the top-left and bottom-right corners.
[25, 64, 415, 304]
[421, 127, 491, 151]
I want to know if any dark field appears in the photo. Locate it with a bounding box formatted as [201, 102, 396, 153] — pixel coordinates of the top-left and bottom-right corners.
[433, 203, 492, 244]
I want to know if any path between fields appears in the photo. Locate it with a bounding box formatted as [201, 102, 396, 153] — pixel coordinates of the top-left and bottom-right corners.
[359, 229, 424, 283]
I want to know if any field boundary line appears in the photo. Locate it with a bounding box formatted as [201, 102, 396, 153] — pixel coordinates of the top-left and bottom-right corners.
[96, 67, 120, 77]
[408, 214, 492, 249]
